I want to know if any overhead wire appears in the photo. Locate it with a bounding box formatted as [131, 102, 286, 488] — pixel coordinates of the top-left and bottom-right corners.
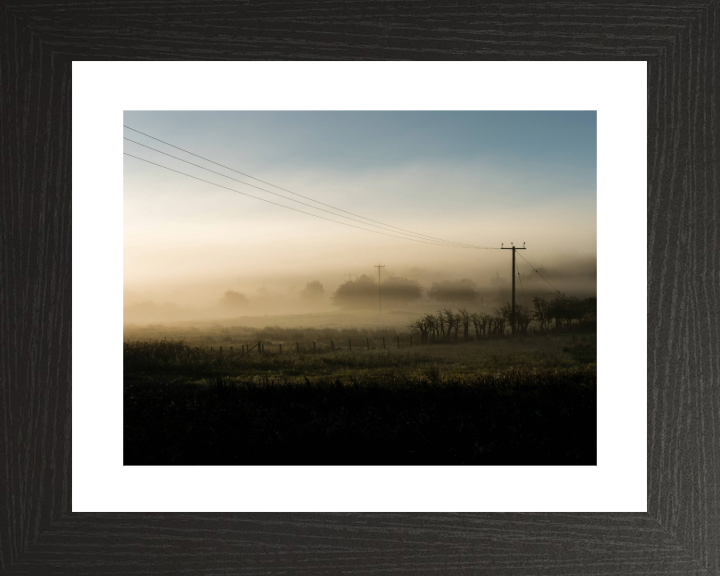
[124, 152, 498, 249]
[123, 124, 498, 249]
[516, 260, 525, 306]
[123, 137, 482, 249]
[516, 250, 559, 293]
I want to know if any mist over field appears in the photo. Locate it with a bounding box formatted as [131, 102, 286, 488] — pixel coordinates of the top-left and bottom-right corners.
[123, 252, 596, 325]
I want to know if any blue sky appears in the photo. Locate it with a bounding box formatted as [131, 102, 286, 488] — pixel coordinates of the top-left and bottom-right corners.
[124, 110, 595, 194]
[123, 111, 596, 289]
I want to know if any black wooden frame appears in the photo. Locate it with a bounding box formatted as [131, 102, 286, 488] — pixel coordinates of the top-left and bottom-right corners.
[2, 2, 718, 574]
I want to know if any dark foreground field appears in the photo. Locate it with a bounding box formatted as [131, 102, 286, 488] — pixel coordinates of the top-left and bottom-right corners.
[124, 333, 596, 465]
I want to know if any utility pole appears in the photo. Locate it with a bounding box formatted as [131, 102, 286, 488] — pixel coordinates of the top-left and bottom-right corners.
[374, 264, 385, 313]
[344, 274, 355, 282]
[500, 242, 526, 335]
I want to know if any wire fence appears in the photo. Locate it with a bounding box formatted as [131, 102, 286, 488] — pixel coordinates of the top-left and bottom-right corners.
[198, 336, 413, 356]
[187, 331, 542, 356]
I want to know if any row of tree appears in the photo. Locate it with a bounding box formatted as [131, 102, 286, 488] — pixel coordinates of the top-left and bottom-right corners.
[220, 281, 326, 308]
[408, 293, 597, 341]
[221, 278, 597, 321]
[331, 276, 482, 308]
[530, 293, 597, 330]
[220, 276, 475, 309]
[408, 308, 509, 343]
[332, 275, 420, 308]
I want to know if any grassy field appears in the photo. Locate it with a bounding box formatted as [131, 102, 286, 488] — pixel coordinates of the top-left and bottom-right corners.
[124, 328, 596, 465]
[124, 307, 433, 334]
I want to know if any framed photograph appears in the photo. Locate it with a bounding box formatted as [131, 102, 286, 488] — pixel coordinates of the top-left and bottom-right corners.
[120, 108, 600, 468]
[4, 3, 717, 574]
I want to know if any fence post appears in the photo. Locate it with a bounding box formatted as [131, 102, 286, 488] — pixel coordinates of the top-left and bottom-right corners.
[349, 339, 352, 351]
[258, 341, 262, 355]
[382, 337, 385, 349]
[230, 346, 233, 354]
[313, 341, 316, 353]
[296, 342, 299, 353]
[331, 340, 334, 352]
[367, 338, 369, 350]
[397, 336, 400, 348]
[279, 344, 282, 354]
[410, 336, 413, 347]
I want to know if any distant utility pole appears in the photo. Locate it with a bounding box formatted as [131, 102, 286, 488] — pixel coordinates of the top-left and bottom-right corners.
[344, 274, 355, 282]
[374, 264, 385, 313]
[501, 242, 526, 335]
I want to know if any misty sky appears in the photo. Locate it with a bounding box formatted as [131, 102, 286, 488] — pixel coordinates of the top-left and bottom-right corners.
[123, 111, 596, 297]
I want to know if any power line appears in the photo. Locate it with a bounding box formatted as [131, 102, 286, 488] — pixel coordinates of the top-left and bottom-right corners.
[123, 125, 498, 250]
[124, 152, 495, 249]
[516, 251, 559, 293]
[124, 136, 481, 249]
[516, 260, 525, 306]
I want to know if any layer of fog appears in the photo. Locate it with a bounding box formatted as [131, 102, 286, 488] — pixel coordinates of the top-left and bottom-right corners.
[124, 252, 596, 325]
[124, 153, 596, 326]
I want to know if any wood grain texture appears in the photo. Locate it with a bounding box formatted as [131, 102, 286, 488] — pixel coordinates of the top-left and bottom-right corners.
[1, 1, 718, 574]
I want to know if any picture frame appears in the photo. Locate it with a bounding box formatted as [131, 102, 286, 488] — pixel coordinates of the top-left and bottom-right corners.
[3, 2, 717, 573]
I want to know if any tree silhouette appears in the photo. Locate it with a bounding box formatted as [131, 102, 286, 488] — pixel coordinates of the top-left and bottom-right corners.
[515, 304, 532, 334]
[453, 312, 463, 339]
[458, 308, 471, 339]
[496, 302, 531, 334]
[382, 276, 422, 305]
[220, 290, 248, 307]
[532, 296, 550, 330]
[331, 274, 377, 309]
[436, 310, 446, 337]
[408, 314, 437, 343]
[331, 275, 421, 309]
[548, 292, 569, 327]
[580, 296, 597, 325]
[424, 314, 439, 338]
[300, 281, 325, 299]
[443, 309, 456, 339]
[470, 312, 491, 337]
[498, 302, 513, 325]
[490, 310, 505, 335]
[428, 278, 479, 304]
